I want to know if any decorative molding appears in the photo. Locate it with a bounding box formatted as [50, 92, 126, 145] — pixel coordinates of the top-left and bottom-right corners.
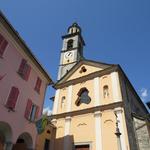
[114, 107, 123, 114]
[102, 75, 108, 79]
[59, 61, 77, 66]
[104, 119, 113, 124]
[65, 116, 72, 121]
[50, 101, 123, 120]
[51, 119, 57, 125]
[94, 111, 102, 117]
[77, 123, 87, 127]
[61, 47, 79, 52]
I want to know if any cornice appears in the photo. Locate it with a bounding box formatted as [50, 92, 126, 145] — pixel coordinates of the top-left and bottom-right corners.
[61, 47, 79, 52]
[50, 101, 123, 119]
[59, 61, 78, 66]
[62, 32, 85, 46]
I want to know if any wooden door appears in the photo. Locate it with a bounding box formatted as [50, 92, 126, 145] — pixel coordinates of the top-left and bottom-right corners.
[75, 145, 89, 150]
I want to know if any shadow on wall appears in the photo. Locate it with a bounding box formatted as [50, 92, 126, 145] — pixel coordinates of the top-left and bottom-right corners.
[54, 135, 74, 150]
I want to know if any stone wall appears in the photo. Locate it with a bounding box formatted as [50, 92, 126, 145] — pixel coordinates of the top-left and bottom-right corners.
[133, 117, 150, 150]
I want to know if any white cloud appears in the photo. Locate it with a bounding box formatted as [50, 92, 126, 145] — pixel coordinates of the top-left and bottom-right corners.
[140, 88, 148, 98]
[43, 107, 52, 116]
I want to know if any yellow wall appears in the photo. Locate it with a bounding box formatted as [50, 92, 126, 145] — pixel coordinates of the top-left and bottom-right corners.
[57, 73, 119, 114]
[101, 110, 118, 150]
[67, 64, 103, 81]
[53, 64, 130, 150]
[54, 119, 65, 150]
[36, 124, 56, 150]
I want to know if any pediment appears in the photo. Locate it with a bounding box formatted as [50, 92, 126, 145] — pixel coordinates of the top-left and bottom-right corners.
[56, 59, 113, 85]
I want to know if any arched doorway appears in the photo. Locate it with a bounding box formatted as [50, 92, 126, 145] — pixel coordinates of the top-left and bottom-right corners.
[0, 133, 5, 150]
[0, 121, 12, 150]
[13, 132, 33, 150]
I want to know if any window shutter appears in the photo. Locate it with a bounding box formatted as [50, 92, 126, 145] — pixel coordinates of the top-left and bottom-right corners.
[35, 106, 40, 119]
[24, 65, 31, 81]
[6, 87, 19, 110]
[0, 34, 8, 56]
[18, 59, 27, 75]
[0, 34, 4, 45]
[35, 77, 42, 92]
[24, 99, 32, 119]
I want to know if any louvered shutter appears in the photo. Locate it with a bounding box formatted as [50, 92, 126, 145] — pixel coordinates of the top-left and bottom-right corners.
[35, 77, 42, 92]
[6, 87, 19, 110]
[18, 59, 27, 75]
[24, 99, 32, 119]
[0, 34, 3, 45]
[24, 65, 31, 81]
[35, 106, 40, 119]
[0, 35, 8, 56]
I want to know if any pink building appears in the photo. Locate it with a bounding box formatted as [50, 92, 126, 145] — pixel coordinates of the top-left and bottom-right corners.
[0, 11, 53, 150]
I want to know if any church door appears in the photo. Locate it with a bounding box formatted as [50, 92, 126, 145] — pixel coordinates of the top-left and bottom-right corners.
[75, 145, 89, 150]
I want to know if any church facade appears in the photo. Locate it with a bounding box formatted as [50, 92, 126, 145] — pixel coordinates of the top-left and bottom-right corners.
[50, 23, 150, 150]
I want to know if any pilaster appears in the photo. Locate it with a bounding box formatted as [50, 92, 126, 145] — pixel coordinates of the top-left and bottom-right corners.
[52, 89, 60, 114]
[94, 111, 102, 150]
[94, 77, 101, 106]
[114, 107, 126, 150]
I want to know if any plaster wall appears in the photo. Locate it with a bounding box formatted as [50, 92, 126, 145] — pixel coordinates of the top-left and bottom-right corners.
[0, 22, 48, 148]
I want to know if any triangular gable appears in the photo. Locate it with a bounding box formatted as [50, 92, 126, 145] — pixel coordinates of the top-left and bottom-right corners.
[56, 59, 113, 85]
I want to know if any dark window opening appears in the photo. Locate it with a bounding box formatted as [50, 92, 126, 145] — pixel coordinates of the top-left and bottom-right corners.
[47, 130, 51, 134]
[44, 139, 50, 150]
[0, 33, 8, 57]
[75, 88, 91, 106]
[16, 139, 25, 143]
[75, 144, 89, 150]
[67, 39, 73, 49]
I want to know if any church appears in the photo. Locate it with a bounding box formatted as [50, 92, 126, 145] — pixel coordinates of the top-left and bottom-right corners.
[45, 23, 150, 150]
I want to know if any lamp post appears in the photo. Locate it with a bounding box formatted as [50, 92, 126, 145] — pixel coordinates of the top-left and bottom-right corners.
[115, 113, 122, 150]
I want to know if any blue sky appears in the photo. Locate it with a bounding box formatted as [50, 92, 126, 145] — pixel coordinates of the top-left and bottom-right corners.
[1, 0, 150, 112]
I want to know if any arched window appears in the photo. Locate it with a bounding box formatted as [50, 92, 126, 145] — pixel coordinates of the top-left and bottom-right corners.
[67, 39, 73, 49]
[103, 85, 109, 98]
[61, 96, 65, 108]
[75, 88, 91, 106]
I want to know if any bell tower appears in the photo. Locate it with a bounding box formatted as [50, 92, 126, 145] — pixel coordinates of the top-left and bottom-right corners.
[57, 23, 85, 80]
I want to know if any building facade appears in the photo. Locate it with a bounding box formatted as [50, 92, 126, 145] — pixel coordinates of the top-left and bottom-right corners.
[51, 23, 150, 150]
[36, 122, 56, 150]
[0, 12, 52, 150]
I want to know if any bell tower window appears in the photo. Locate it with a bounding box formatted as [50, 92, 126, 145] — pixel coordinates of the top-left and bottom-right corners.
[67, 39, 74, 49]
[57, 23, 85, 80]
